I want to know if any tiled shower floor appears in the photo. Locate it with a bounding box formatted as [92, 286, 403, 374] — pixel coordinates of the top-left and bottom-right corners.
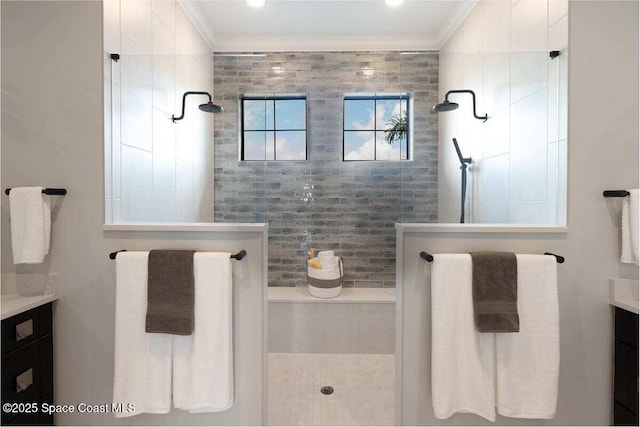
[268, 353, 395, 426]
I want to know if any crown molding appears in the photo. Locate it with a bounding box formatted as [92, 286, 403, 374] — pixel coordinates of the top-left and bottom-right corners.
[179, 0, 475, 53]
[209, 34, 440, 52]
[435, 0, 478, 49]
[177, 0, 217, 52]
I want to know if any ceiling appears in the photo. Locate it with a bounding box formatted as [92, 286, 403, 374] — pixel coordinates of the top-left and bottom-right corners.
[179, 0, 476, 52]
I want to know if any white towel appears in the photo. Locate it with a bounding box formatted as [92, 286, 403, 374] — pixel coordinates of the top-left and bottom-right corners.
[621, 189, 639, 265]
[496, 254, 559, 419]
[431, 254, 496, 422]
[9, 187, 51, 264]
[173, 252, 234, 412]
[113, 252, 172, 418]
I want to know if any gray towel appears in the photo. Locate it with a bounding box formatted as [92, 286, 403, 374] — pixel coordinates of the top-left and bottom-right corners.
[146, 250, 196, 335]
[470, 252, 519, 333]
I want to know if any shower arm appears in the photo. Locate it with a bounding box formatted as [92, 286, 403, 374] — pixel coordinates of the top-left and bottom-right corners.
[172, 91, 213, 122]
[444, 90, 488, 122]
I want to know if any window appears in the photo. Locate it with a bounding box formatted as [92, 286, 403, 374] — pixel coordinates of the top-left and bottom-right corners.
[240, 95, 307, 161]
[343, 94, 411, 161]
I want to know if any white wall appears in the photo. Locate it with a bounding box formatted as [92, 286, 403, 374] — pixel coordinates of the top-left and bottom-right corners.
[438, 0, 568, 225]
[103, 0, 215, 223]
[399, 1, 639, 424]
[1, 2, 266, 424]
[268, 301, 395, 354]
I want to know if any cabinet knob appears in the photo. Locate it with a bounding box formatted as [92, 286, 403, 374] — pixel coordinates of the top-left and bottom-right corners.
[16, 368, 33, 393]
[15, 319, 33, 341]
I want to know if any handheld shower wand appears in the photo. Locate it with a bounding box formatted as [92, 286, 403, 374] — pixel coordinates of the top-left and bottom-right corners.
[452, 138, 472, 223]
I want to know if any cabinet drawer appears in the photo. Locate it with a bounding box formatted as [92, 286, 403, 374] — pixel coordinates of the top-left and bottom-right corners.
[614, 401, 639, 426]
[1, 394, 54, 426]
[1, 341, 42, 425]
[1, 304, 52, 356]
[3, 410, 40, 426]
[615, 308, 639, 348]
[615, 339, 640, 415]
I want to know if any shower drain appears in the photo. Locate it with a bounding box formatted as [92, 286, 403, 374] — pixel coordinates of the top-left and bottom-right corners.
[320, 386, 334, 395]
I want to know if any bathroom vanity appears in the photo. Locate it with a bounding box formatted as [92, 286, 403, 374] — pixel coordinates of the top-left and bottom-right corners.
[613, 307, 638, 425]
[1, 300, 55, 426]
[610, 279, 639, 425]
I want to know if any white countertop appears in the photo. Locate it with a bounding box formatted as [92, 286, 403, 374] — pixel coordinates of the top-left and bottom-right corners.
[1, 294, 59, 320]
[395, 223, 568, 233]
[610, 278, 639, 314]
[103, 222, 267, 232]
[268, 286, 395, 303]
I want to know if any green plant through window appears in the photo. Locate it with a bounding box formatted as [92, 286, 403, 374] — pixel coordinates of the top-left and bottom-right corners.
[384, 111, 408, 145]
[343, 95, 411, 161]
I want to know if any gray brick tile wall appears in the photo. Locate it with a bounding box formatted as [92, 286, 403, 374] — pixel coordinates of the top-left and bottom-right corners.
[213, 51, 438, 288]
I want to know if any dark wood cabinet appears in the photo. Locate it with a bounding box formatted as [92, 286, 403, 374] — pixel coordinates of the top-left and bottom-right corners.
[614, 307, 639, 426]
[1, 303, 54, 426]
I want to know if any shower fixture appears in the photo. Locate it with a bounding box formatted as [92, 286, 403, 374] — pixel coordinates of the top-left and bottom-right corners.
[432, 89, 488, 122]
[172, 91, 223, 123]
[452, 138, 472, 223]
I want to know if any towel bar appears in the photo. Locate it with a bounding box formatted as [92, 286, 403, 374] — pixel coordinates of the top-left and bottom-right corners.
[5, 188, 67, 196]
[603, 190, 630, 197]
[109, 249, 247, 260]
[420, 251, 564, 264]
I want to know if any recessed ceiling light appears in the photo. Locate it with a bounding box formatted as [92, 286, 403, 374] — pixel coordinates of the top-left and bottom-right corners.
[246, 0, 265, 7]
[385, 0, 404, 6]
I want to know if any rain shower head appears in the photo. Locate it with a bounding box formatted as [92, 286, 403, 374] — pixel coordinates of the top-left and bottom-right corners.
[198, 101, 224, 114]
[432, 99, 459, 112]
[172, 91, 222, 122]
[432, 89, 487, 122]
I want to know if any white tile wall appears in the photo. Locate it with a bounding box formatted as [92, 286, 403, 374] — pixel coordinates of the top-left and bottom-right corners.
[547, 54, 560, 143]
[483, 0, 510, 53]
[547, 140, 559, 223]
[510, 0, 548, 53]
[548, 0, 569, 26]
[439, 0, 568, 225]
[510, 88, 548, 201]
[268, 301, 395, 354]
[557, 138, 567, 224]
[103, 0, 214, 223]
[510, 52, 547, 104]
[483, 53, 510, 157]
[152, 107, 176, 199]
[103, 0, 120, 54]
[480, 154, 510, 222]
[151, 0, 176, 33]
[120, 0, 153, 53]
[120, 144, 153, 221]
[557, 52, 568, 142]
[120, 49, 153, 152]
[509, 200, 547, 223]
